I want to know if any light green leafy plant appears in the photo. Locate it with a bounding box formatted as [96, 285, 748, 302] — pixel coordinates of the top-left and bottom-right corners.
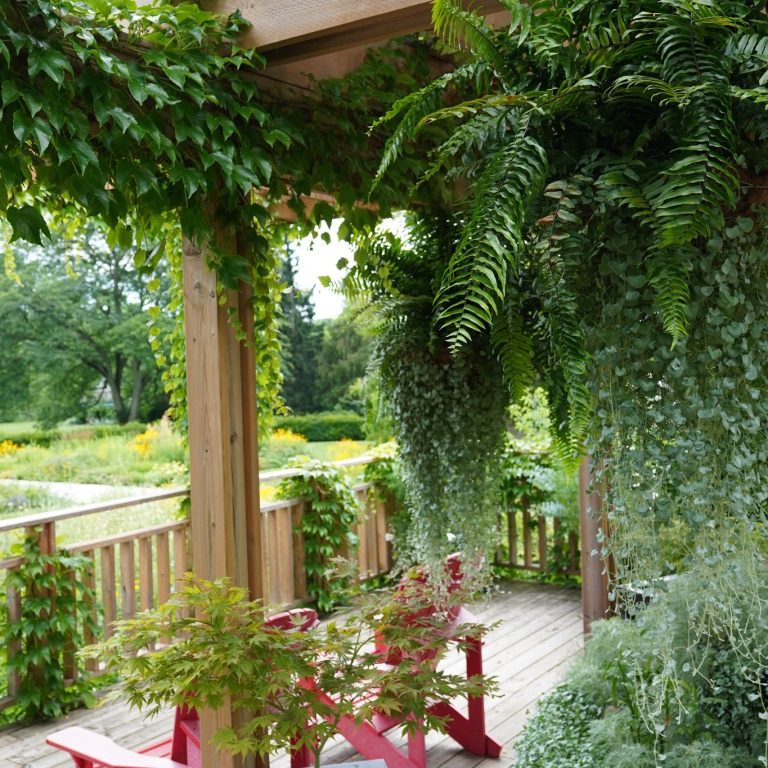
[84, 576, 497, 768]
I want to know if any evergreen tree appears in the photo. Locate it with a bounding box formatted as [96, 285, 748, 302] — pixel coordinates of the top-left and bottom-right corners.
[279, 248, 322, 414]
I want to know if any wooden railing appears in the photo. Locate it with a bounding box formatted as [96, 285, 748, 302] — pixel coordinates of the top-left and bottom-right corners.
[0, 459, 579, 710]
[0, 489, 191, 709]
[496, 497, 580, 576]
[0, 461, 392, 710]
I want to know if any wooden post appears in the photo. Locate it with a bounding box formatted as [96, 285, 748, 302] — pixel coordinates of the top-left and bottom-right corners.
[183, 228, 265, 768]
[579, 456, 611, 634]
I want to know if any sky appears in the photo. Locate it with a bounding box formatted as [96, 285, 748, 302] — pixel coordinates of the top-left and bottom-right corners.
[292, 222, 353, 320]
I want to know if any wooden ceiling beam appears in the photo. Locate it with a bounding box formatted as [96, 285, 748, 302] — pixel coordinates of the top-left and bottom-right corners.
[203, 1, 505, 66]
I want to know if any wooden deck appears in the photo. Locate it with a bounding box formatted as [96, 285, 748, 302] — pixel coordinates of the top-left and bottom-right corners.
[1, 581, 583, 768]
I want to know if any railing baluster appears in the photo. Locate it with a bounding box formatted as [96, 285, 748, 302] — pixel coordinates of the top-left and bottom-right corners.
[522, 497, 532, 568]
[292, 501, 306, 601]
[120, 540, 136, 619]
[266, 508, 278, 605]
[276, 505, 293, 605]
[508, 507, 518, 567]
[357, 502, 369, 580]
[173, 526, 188, 587]
[63, 565, 77, 682]
[537, 515, 548, 572]
[6, 580, 21, 699]
[139, 536, 153, 612]
[101, 546, 117, 640]
[82, 549, 97, 672]
[375, 496, 388, 574]
[156, 532, 170, 605]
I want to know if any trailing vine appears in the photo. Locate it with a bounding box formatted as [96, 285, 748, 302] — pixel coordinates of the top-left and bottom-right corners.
[5, 531, 100, 720]
[341, 214, 509, 580]
[276, 458, 361, 613]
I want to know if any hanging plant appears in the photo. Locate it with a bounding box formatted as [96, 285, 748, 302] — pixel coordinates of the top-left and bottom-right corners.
[340, 214, 509, 581]
[383, 326, 507, 574]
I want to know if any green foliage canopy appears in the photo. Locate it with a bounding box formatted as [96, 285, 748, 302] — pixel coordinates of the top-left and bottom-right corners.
[0, 0, 440, 432]
[0, 220, 172, 425]
[376, 0, 768, 445]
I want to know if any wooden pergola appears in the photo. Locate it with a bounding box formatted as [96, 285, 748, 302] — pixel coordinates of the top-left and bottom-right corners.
[181, 3, 609, 764]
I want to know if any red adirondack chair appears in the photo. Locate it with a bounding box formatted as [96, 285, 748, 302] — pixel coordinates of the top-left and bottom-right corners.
[46, 608, 319, 768]
[290, 554, 501, 768]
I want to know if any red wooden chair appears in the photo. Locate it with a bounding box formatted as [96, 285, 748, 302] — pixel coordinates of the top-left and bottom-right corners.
[46, 608, 319, 768]
[290, 554, 501, 768]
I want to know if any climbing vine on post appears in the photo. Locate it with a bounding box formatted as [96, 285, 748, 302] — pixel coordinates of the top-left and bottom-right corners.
[5, 531, 100, 720]
[277, 459, 361, 613]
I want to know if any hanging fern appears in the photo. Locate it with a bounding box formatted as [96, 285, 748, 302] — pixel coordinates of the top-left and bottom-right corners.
[374, 0, 768, 443]
[431, 0, 511, 76]
[435, 129, 548, 350]
[490, 299, 534, 403]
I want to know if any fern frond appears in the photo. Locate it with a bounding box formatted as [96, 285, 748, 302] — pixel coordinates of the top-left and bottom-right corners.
[435, 131, 548, 350]
[646, 103, 737, 246]
[422, 103, 520, 185]
[607, 75, 705, 106]
[579, 11, 631, 68]
[732, 85, 768, 107]
[491, 300, 533, 402]
[370, 66, 470, 193]
[530, 177, 591, 441]
[417, 92, 538, 129]
[505, 0, 575, 72]
[432, 0, 510, 76]
[725, 31, 768, 71]
[646, 246, 693, 344]
[635, 8, 739, 247]
[597, 157, 655, 225]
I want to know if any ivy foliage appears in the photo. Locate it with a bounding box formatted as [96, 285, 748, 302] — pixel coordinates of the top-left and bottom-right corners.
[0, 0, 282, 270]
[0, 1, 441, 435]
[590, 216, 768, 580]
[5, 531, 100, 721]
[375, 0, 768, 444]
[276, 458, 360, 613]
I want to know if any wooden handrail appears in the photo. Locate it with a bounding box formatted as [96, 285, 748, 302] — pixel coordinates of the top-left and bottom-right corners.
[66, 520, 189, 554]
[0, 488, 190, 533]
[259, 481, 374, 513]
[259, 455, 375, 483]
[0, 455, 379, 532]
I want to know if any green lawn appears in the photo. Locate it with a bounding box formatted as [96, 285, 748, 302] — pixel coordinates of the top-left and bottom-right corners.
[0, 421, 84, 437]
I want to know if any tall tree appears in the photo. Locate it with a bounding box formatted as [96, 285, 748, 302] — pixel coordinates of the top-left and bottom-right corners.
[316, 308, 372, 414]
[279, 248, 322, 414]
[0, 222, 172, 425]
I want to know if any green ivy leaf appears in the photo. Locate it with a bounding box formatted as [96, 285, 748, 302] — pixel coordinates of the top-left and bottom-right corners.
[6, 204, 51, 244]
[27, 46, 73, 85]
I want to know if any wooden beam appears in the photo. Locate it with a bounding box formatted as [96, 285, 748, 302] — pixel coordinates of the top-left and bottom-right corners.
[579, 456, 611, 635]
[237, 281, 266, 600]
[267, 189, 377, 223]
[182, 228, 264, 768]
[203, 0, 504, 64]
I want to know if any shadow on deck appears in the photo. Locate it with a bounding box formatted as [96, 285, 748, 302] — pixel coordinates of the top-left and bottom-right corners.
[2, 581, 583, 768]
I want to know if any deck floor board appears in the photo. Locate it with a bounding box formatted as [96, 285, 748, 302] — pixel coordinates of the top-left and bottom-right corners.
[2, 581, 582, 768]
